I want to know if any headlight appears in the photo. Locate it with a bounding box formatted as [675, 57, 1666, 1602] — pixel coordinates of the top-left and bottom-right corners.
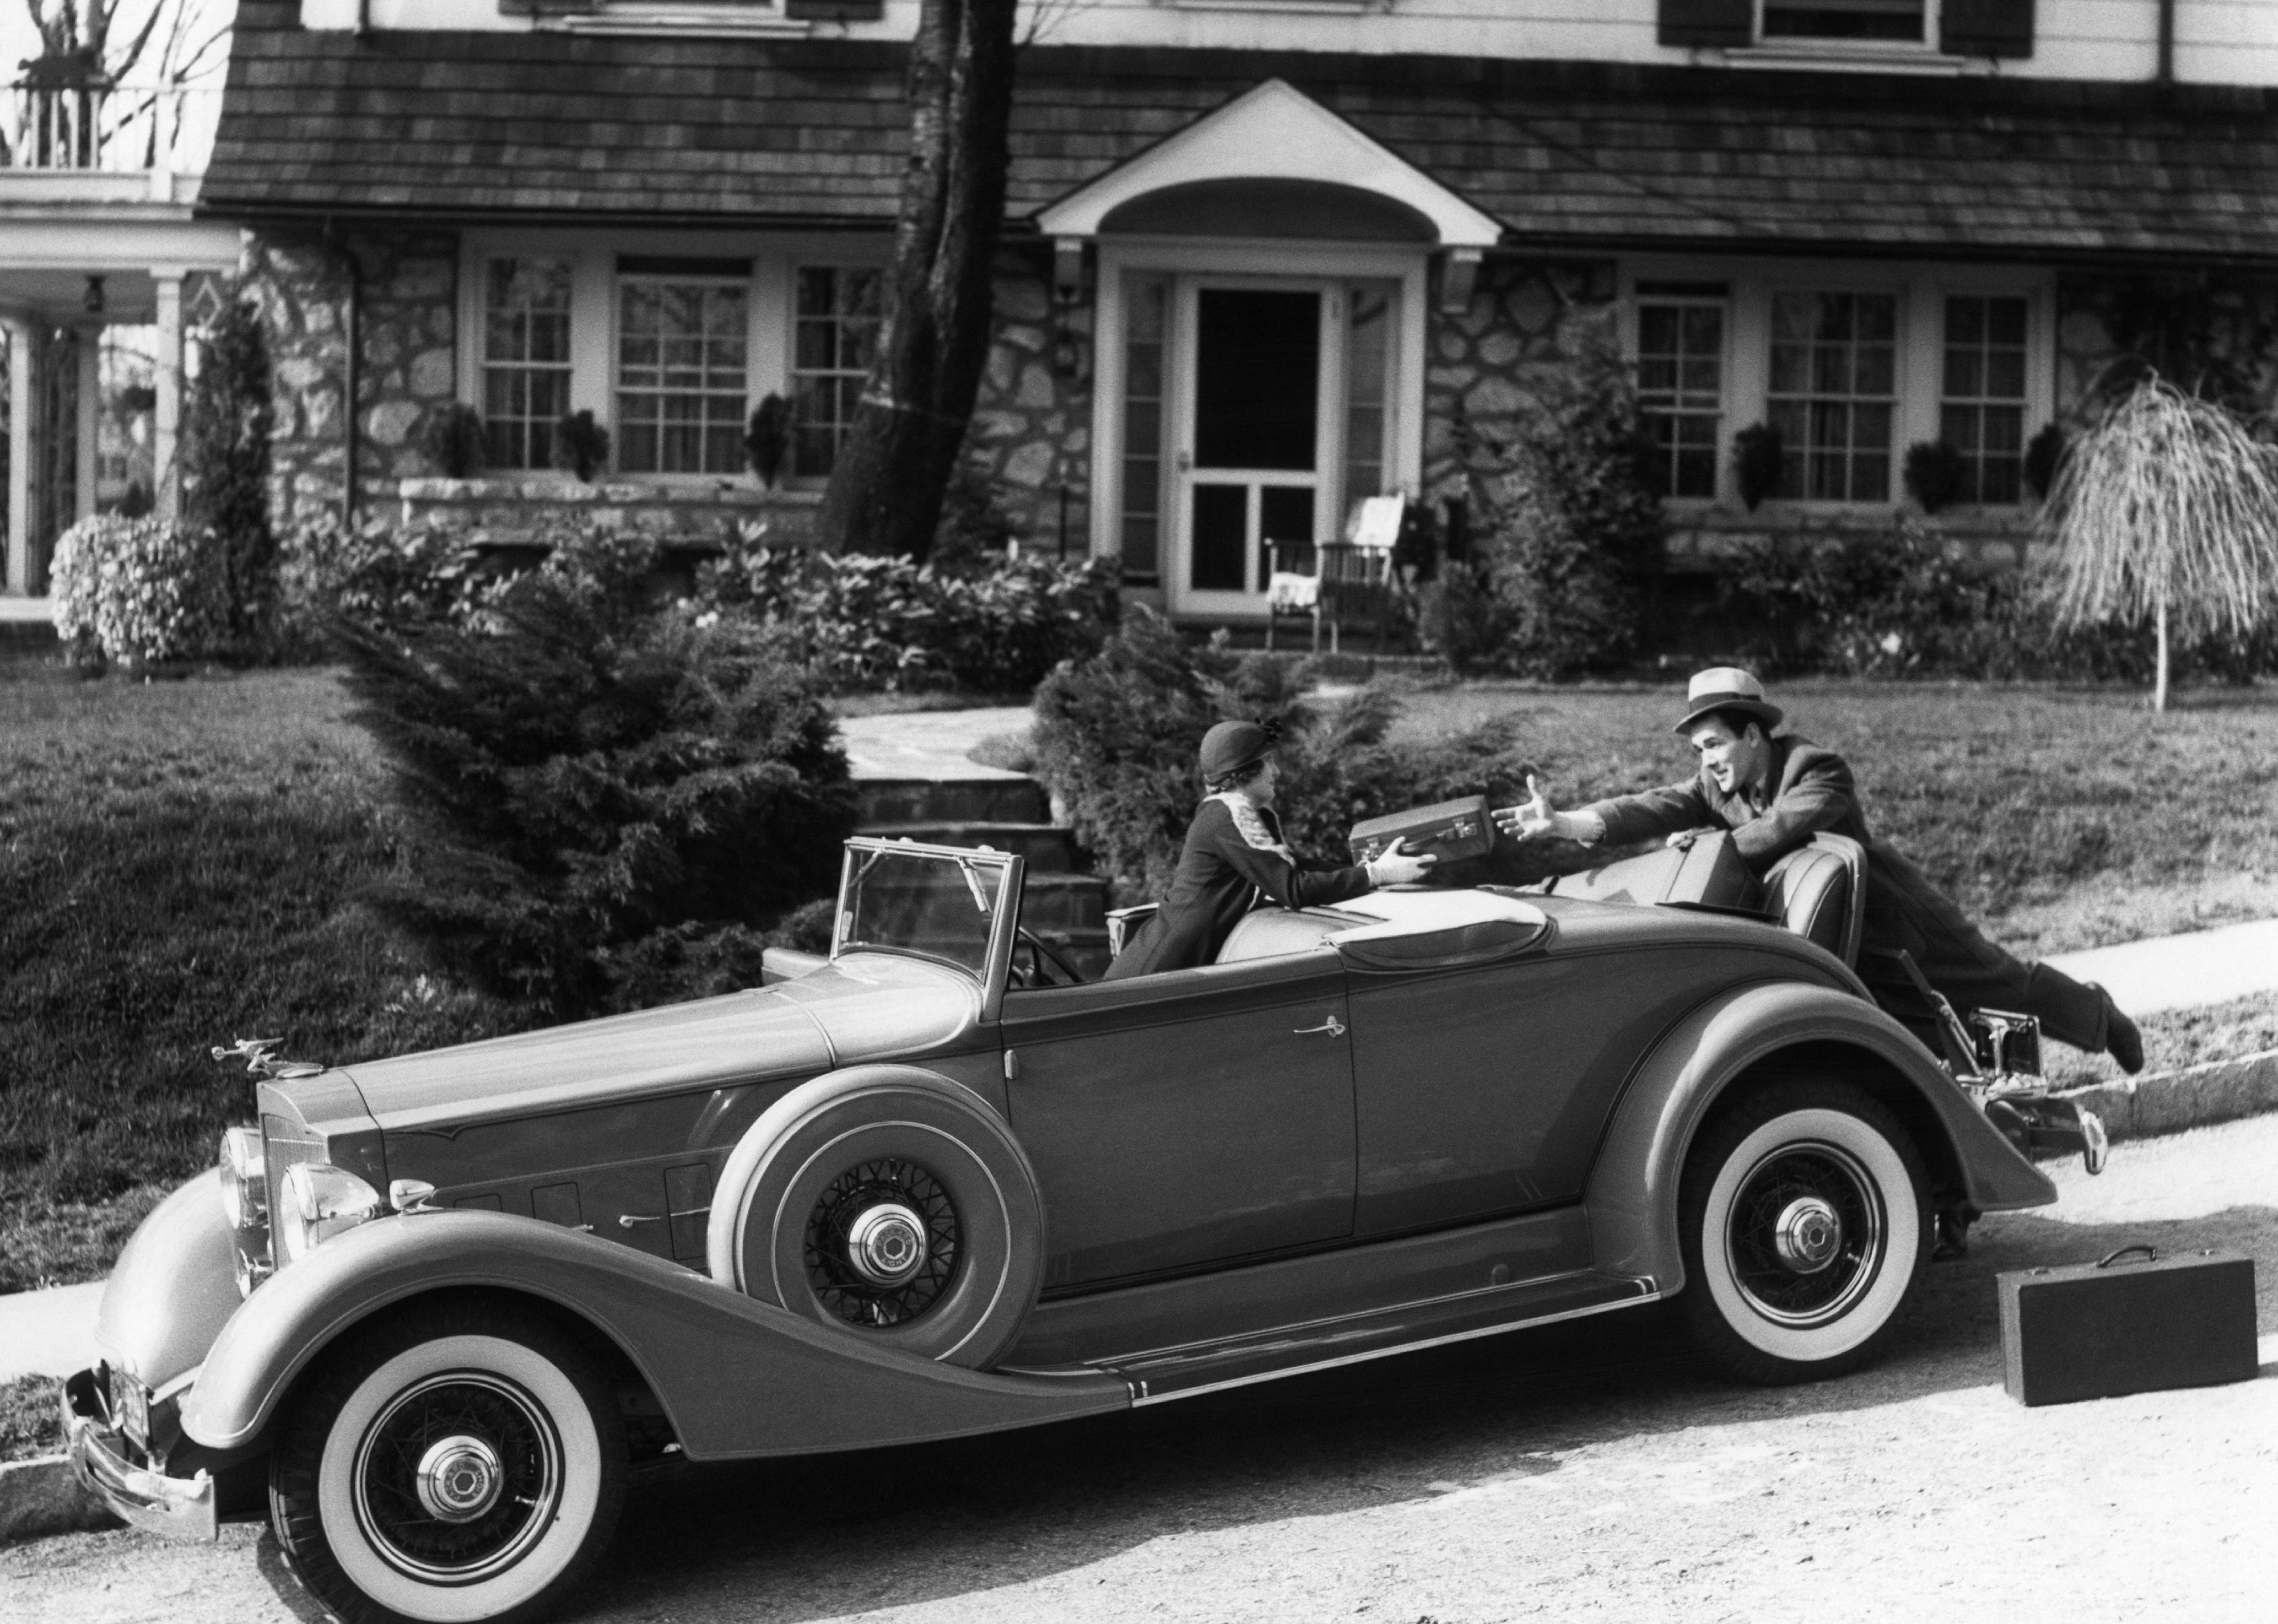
[218, 1127, 266, 1231]
[277, 1162, 384, 1263]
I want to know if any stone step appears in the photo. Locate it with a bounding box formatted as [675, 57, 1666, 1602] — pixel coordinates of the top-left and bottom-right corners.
[860, 821, 1082, 872]
[856, 777, 1049, 827]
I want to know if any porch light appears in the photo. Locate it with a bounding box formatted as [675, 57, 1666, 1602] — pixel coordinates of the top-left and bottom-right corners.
[1052, 238, 1085, 306]
[84, 276, 105, 315]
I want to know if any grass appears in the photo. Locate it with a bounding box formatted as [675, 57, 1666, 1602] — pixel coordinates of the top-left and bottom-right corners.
[0, 664, 528, 1292]
[1, 1374, 62, 1462]
[1382, 676, 2278, 957]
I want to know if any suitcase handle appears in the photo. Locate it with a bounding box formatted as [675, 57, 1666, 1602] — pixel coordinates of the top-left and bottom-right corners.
[2096, 1244, 2159, 1268]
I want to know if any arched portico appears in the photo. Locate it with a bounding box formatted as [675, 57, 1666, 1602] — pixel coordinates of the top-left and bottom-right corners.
[1037, 80, 1502, 621]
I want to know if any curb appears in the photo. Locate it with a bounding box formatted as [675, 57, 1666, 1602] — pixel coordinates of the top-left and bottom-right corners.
[0, 1453, 119, 1546]
[2056, 1046, 2278, 1142]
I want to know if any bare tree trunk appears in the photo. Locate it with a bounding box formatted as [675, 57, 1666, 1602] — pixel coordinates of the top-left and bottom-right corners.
[2154, 594, 2170, 713]
[812, 0, 1018, 561]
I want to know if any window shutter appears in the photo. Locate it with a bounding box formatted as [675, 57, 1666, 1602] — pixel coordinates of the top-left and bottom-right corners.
[1658, 0, 1754, 49]
[1941, 0, 2034, 58]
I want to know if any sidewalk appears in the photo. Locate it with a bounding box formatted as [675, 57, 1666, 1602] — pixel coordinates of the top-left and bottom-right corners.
[837, 706, 1033, 782]
[2045, 917, 2278, 1017]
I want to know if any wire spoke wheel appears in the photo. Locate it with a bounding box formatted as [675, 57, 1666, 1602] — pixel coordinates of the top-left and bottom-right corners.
[803, 1157, 961, 1328]
[1722, 1142, 1882, 1328]
[351, 1373, 563, 1586]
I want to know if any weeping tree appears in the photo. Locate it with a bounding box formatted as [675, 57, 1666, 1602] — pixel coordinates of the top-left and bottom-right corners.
[811, 0, 1018, 562]
[2041, 376, 2278, 711]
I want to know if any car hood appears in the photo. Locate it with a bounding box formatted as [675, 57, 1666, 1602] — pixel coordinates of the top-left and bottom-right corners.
[339, 953, 980, 1135]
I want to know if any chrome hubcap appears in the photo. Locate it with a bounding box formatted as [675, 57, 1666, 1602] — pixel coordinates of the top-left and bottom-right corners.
[845, 1202, 928, 1287]
[1772, 1196, 1842, 1273]
[414, 1434, 504, 1524]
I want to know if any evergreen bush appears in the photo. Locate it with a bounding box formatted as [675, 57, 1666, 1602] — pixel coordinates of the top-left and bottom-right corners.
[180, 295, 278, 658]
[48, 515, 233, 668]
[417, 403, 488, 479]
[1030, 607, 1544, 900]
[335, 569, 856, 1019]
[1902, 440, 1969, 513]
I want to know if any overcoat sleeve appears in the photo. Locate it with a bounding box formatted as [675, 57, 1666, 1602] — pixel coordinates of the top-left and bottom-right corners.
[1728, 747, 1858, 863]
[1206, 810, 1375, 909]
[1583, 780, 1715, 847]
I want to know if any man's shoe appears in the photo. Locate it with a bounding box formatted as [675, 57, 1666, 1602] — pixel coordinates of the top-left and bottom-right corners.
[2100, 986, 2144, 1075]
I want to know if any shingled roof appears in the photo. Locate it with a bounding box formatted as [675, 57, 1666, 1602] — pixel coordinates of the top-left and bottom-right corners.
[203, 1, 2278, 262]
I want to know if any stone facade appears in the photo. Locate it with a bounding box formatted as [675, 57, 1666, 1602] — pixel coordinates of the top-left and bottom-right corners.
[965, 244, 1093, 556]
[394, 476, 818, 546]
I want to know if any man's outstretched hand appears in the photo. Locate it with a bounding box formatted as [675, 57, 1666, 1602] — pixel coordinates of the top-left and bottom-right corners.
[1493, 776, 1604, 845]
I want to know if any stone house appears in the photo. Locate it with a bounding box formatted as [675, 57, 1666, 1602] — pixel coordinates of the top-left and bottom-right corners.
[188, 0, 2278, 626]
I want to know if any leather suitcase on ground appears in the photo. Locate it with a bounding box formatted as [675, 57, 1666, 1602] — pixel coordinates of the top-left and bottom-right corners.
[1348, 795, 1494, 868]
[1998, 1246, 2258, 1407]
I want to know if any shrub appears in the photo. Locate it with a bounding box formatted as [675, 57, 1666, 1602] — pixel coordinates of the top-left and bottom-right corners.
[48, 515, 232, 668]
[1902, 440, 1969, 513]
[418, 402, 488, 479]
[552, 410, 610, 482]
[274, 511, 495, 654]
[1732, 421, 1783, 511]
[335, 573, 857, 1019]
[745, 394, 790, 488]
[1420, 338, 1660, 678]
[1030, 608, 1545, 900]
[180, 295, 277, 657]
[696, 528, 1117, 693]
[2024, 421, 2067, 501]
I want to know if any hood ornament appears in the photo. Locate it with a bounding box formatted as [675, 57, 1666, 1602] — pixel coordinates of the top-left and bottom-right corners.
[211, 1037, 325, 1080]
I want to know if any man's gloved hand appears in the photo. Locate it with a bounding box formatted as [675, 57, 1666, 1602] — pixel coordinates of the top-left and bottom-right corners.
[1366, 838, 1437, 888]
[1493, 774, 1605, 844]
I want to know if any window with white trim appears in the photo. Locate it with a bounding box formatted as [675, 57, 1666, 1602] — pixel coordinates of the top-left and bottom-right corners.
[482, 258, 573, 471]
[1941, 294, 2028, 505]
[1762, 0, 1926, 43]
[616, 268, 749, 476]
[1635, 283, 1726, 500]
[790, 266, 885, 481]
[1767, 291, 1897, 503]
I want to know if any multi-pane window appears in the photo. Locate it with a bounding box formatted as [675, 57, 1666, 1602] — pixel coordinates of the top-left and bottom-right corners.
[1767, 291, 1897, 502]
[1763, 0, 1925, 42]
[1942, 295, 2030, 505]
[1636, 287, 1726, 499]
[482, 259, 573, 471]
[790, 267, 885, 480]
[1119, 272, 1169, 583]
[1341, 284, 1393, 519]
[616, 274, 749, 476]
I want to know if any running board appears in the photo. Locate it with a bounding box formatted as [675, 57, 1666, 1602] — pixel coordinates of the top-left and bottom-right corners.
[1082, 1271, 1658, 1404]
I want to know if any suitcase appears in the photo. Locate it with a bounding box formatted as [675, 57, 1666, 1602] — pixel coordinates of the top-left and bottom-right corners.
[1998, 1245, 2258, 1407]
[1348, 795, 1494, 868]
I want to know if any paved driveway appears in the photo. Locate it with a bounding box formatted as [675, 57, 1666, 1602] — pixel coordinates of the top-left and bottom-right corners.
[6, 1117, 2273, 1624]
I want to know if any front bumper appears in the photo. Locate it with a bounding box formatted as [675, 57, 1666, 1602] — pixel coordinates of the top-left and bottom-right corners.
[61, 1368, 218, 1542]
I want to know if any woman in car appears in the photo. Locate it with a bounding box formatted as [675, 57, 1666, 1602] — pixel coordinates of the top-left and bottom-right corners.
[1103, 719, 1435, 980]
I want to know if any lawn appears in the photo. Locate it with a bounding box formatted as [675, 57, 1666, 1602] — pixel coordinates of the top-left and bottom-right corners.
[1384, 677, 2278, 959]
[2, 664, 2273, 1293]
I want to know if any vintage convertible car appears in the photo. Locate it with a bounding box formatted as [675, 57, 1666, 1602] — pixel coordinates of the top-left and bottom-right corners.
[66, 831, 2102, 1624]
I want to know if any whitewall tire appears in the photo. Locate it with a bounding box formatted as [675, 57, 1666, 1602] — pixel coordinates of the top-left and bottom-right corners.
[1677, 1082, 1928, 1385]
[270, 1303, 628, 1624]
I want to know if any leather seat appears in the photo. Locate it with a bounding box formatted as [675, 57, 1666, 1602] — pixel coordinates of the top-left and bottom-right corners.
[1763, 834, 1865, 966]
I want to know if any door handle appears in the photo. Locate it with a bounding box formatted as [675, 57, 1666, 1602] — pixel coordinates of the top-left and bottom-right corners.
[1293, 1015, 1346, 1037]
[1176, 450, 1193, 472]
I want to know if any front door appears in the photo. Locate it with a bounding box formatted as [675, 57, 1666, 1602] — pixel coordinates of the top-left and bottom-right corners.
[1170, 281, 1338, 618]
[999, 956, 1356, 1292]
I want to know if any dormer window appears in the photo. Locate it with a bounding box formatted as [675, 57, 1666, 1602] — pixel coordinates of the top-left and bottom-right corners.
[1762, 0, 1925, 43]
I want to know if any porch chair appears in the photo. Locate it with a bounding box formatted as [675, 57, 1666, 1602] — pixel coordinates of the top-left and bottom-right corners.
[1263, 496, 1404, 653]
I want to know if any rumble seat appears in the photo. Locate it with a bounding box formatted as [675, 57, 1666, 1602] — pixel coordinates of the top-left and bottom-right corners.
[1762, 833, 1865, 968]
[1214, 908, 1347, 964]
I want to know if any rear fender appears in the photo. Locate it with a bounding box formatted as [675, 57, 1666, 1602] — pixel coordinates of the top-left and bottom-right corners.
[1585, 981, 2055, 1294]
[177, 1210, 1124, 1458]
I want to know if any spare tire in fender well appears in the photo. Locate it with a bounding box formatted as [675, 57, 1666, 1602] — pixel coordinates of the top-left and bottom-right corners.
[706, 1064, 1046, 1370]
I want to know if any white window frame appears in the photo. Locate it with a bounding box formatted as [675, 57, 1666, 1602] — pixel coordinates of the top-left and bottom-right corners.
[613, 267, 754, 480]
[1621, 256, 2053, 512]
[1753, 0, 1942, 55]
[785, 262, 889, 488]
[475, 255, 577, 473]
[1630, 283, 1733, 508]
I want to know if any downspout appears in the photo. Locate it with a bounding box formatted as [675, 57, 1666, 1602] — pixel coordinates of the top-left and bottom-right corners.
[2157, 0, 2174, 86]
[331, 220, 362, 527]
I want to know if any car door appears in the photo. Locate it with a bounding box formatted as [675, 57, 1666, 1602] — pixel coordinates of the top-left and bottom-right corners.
[1344, 946, 1756, 1238]
[999, 953, 1355, 1291]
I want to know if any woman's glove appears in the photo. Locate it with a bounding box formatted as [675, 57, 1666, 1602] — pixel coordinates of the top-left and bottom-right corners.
[1365, 838, 1437, 888]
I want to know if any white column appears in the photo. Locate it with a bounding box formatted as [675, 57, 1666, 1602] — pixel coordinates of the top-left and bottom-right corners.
[153, 273, 183, 523]
[76, 325, 101, 524]
[6, 317, 34, 595]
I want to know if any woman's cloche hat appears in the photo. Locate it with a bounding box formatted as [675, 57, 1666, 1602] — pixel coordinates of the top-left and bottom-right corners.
[1673, 667, 1784, 735]
[1198, 718, 1279, 782]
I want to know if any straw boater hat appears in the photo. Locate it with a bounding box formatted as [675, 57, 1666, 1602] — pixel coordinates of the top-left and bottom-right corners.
[1672, 667, 1784, 736]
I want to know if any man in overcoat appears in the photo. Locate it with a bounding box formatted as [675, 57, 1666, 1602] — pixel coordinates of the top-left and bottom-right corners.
[1498, 668, 2143, 1072]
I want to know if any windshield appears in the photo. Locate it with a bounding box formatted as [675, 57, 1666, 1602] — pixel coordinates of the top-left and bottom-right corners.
[835, 842, 1014, 978]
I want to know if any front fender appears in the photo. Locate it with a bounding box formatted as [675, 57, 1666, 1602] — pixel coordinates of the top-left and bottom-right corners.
[178, 1209, 1124, 1458]
[1584, 980, 2056, 1295]
[96, 1169, 242, 1390]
